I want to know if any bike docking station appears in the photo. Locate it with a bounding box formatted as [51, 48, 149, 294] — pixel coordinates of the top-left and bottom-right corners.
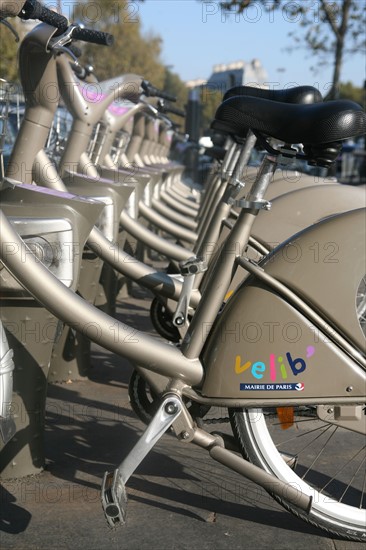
[0, 180, 104, 477]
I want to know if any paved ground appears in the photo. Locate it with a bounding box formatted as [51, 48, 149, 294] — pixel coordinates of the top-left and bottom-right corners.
[0, 285, 364, 550]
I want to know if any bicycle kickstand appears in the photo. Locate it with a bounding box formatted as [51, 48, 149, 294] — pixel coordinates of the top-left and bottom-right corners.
[101, 394, 183, 528]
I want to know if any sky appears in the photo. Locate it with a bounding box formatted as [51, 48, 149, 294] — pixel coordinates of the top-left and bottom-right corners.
[136, 0, 365, 92]
[61, 0, 366, 91]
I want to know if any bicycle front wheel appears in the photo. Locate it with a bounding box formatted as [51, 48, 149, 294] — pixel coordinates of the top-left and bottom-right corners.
[230, 406, 366, 542]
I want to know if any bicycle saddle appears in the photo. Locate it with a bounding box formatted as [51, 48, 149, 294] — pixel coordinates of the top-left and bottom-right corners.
[223, 85, 323, 104]
[213, 97, 366, 146]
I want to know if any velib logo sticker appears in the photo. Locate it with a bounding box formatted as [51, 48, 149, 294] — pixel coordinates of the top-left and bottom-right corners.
[235, 346, 315, 391]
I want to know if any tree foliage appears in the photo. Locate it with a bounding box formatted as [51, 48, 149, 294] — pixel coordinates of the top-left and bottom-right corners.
[219, 0, 365, 99]
[163, 68, 189, 126]
[72, 0, 163, 85]
[0, 20, 29, 82]
[199, 88, 223, 134]
[72, 1, 188, 119]
[338, 82, 365, 107]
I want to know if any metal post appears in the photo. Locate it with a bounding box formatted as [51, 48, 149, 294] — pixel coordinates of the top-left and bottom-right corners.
[185, 89, 201, 182]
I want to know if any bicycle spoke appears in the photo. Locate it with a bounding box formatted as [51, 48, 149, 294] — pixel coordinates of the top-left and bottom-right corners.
[322, 446, 366, 501]
[275, 421, 333, 457]
[300, 425, 338, 481]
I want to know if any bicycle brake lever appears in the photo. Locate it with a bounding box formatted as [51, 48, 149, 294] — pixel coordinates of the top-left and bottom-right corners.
[139, 98, 159, 116]
[52, 44, 80, 65]
[48, 24, 78, 50]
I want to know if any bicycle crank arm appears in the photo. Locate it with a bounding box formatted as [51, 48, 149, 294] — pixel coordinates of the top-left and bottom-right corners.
[101, 394, 183, 528]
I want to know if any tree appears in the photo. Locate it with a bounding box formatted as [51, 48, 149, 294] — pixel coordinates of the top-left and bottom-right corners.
[220, 0, 365, 99]
[72, 1, 189, 126]
[0, 20, 29, 82]
[72, 1, 189, 129]
[163, 67, 189, 126]
[72, 0, 165, 86]
[338, 81, 365, 107]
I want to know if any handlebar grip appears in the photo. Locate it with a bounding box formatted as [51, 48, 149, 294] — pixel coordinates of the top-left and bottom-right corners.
[71, 26, 114, 46]
[18, 0, 68, 31]
[154, 89, 177, 102]
[166, 105, 185, 118]
[141, 80, 177, 102]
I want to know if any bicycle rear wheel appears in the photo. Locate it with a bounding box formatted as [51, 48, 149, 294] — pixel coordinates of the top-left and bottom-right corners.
[230, 406, 366, 541]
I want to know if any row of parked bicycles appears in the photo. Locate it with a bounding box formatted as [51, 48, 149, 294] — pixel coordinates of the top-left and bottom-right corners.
[0, 0, 365, 541]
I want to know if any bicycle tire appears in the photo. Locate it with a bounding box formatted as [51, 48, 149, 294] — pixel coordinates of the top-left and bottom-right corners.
[230, 406, 366, 542]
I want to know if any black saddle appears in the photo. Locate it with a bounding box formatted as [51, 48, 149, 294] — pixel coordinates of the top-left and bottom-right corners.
[223, 85, 323, 105]
[212, 96, 366, 146]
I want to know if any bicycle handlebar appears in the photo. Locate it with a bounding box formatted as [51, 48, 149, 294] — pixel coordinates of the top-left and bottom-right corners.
[141, 80, 177, 102]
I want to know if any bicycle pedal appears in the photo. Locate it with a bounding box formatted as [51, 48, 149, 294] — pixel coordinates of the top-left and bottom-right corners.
[101, 470, 127, 528]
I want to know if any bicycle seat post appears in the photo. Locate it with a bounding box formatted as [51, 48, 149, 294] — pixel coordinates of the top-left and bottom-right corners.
[229, 130, 257, 184]
[181, 152, 277, 360]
